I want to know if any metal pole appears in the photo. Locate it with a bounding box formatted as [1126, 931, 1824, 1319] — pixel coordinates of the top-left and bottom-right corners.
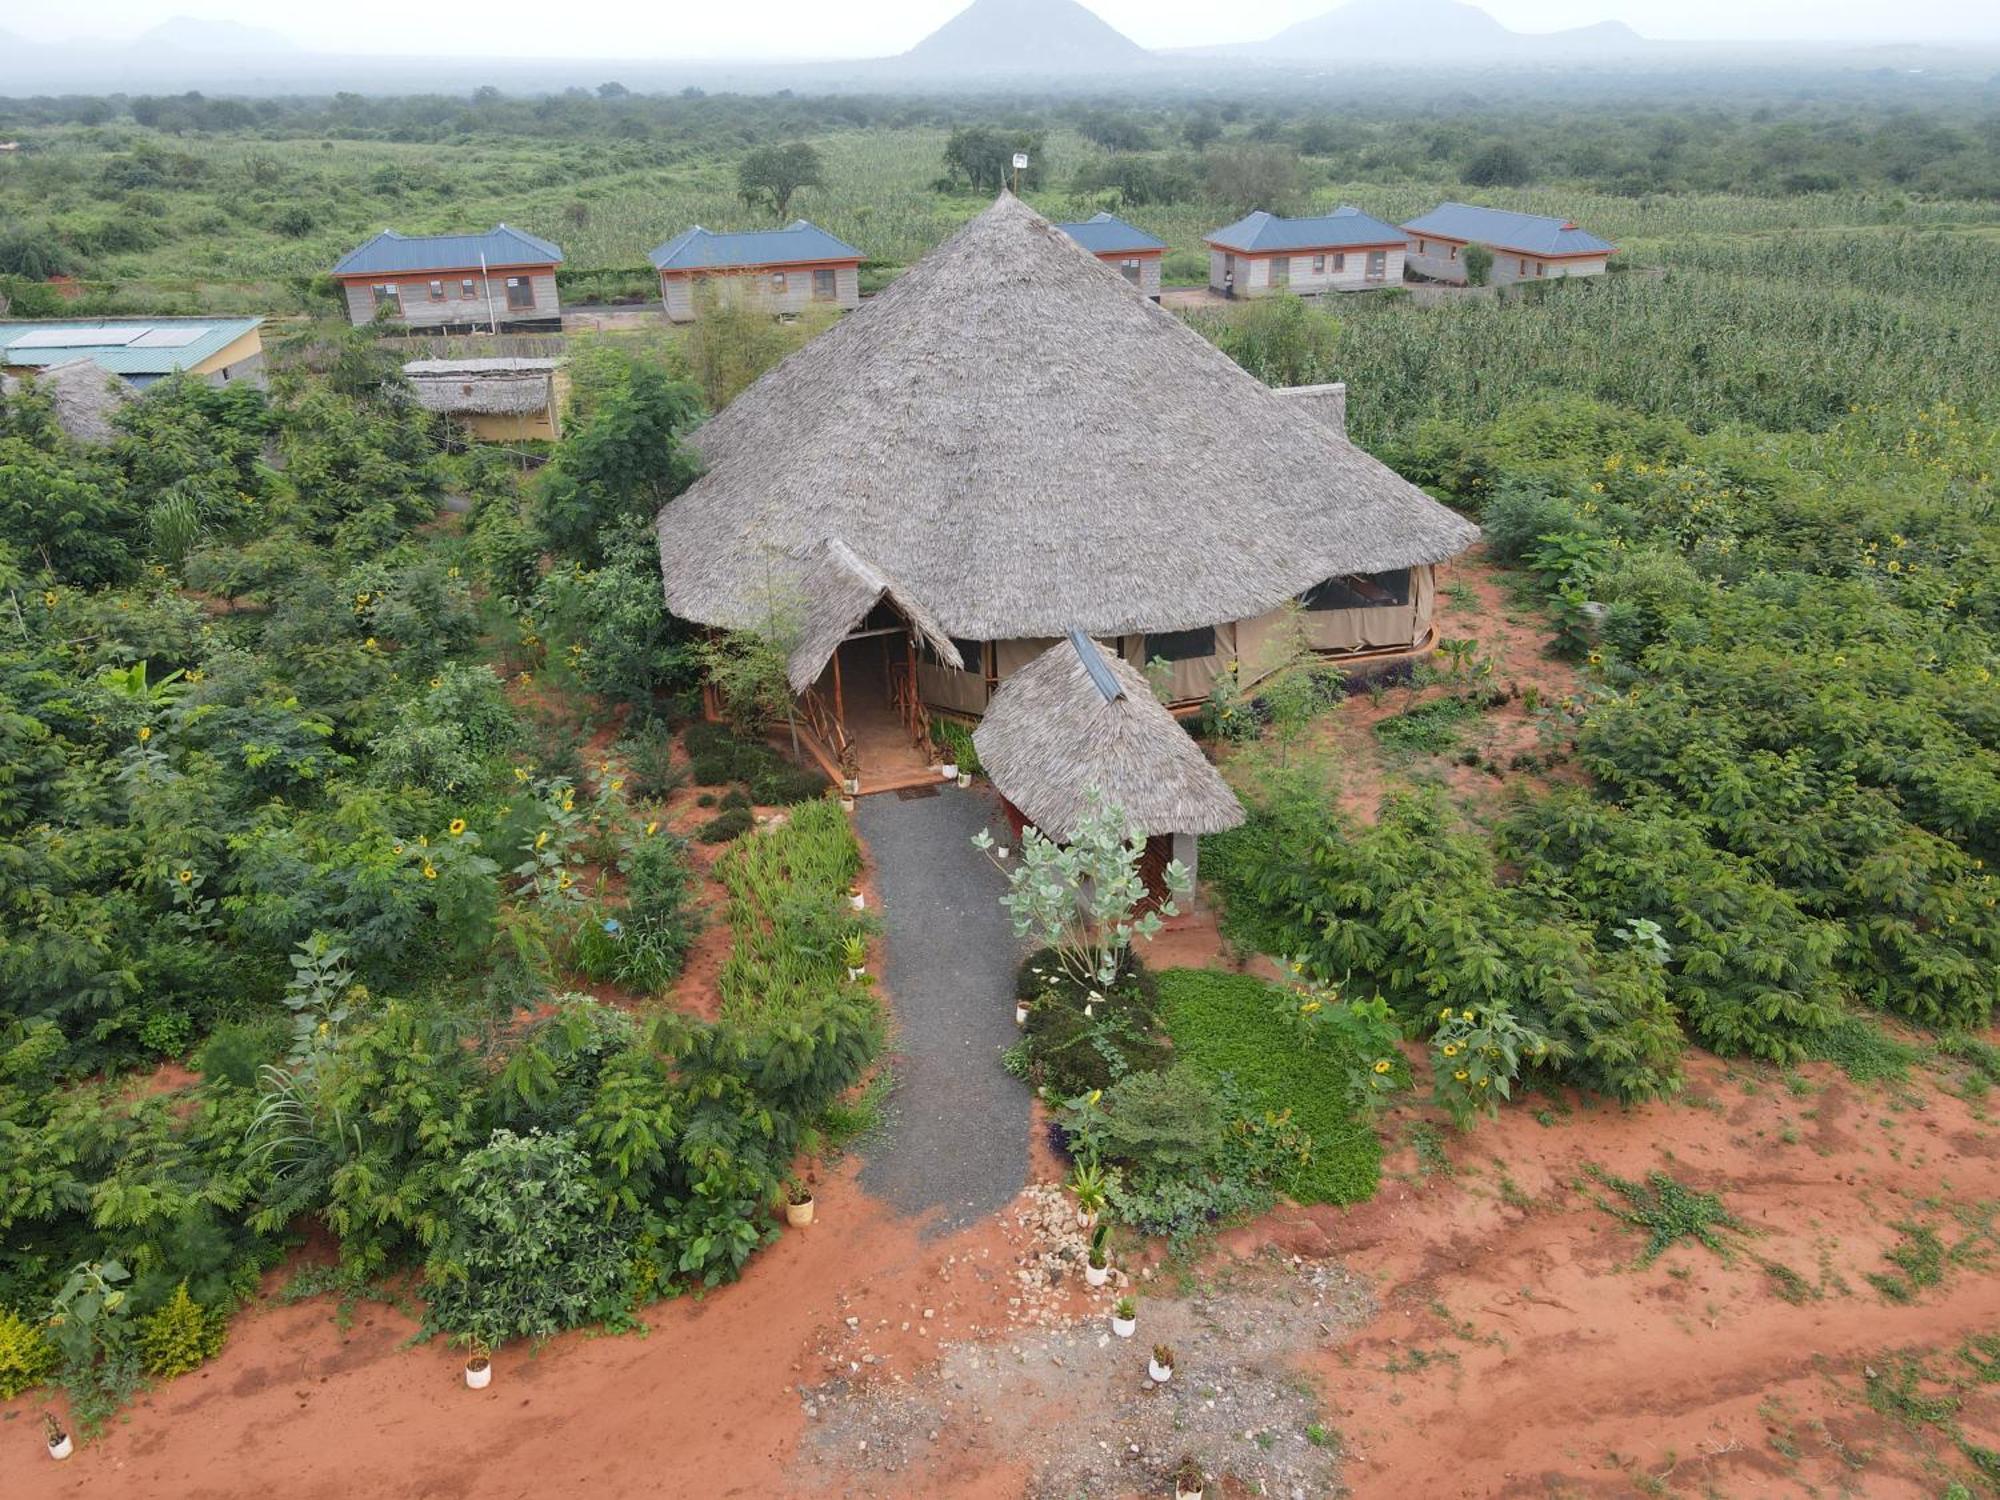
[480, 251, 497, 335]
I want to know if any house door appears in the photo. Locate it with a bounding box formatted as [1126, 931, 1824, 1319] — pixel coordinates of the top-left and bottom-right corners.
[1134, 834, 1174, 915]
[1270, 256, 1290, 289]
[1222, 252, 1235, 292]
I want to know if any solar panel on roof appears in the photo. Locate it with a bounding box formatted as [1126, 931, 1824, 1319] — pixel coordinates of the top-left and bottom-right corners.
[129, 327, 205, 349]
[8, 327, 148, 349]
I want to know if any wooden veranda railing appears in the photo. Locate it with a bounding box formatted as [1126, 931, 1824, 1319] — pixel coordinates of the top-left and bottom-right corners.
[797, 685, 851, 765]
[890, 655, 930, 752]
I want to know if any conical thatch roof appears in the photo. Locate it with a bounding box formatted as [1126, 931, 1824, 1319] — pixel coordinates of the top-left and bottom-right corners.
[787, 538, 963, 693]
[656, 192, 1477, 642]
[0, 357, 132, 444]
[974, 632, 1245, 841]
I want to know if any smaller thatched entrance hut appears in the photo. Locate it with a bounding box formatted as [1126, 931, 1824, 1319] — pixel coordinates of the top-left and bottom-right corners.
[973, 632, 1245, 908]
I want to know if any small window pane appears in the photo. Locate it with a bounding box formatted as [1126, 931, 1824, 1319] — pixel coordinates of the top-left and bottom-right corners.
[812, 267, 836, 299]
[1145, 626, 1217, 663]
[505, 276, 534, 310]
[461, 278, 476, 297]
[428, 280, 445, 300]
[1302, 570, 1412, 611]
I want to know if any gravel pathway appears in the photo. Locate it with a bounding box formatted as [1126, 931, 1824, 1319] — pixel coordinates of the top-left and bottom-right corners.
[856, 784, 1030, 1235]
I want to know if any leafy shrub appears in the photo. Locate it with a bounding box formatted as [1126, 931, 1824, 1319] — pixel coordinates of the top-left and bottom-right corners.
[1375, 694, 1482, 756]
[697, 806, 753, 844]
[930, 717, 980, 775]
[0, 1306, 57, 1397]
[423, 1129, 631, 1350]
[683, 720, 827, 803]
[1017, 948, 1168, 1097]
[138, 1281, 226, 1377]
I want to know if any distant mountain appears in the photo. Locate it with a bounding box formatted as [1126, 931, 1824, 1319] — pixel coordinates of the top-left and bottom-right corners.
[138, 16, 298, 52]
[899, 0, 1147, 71]
[1259, 0, 1646, 59]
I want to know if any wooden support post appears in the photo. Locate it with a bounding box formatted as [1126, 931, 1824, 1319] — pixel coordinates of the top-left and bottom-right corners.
[831, 646, 845, 734]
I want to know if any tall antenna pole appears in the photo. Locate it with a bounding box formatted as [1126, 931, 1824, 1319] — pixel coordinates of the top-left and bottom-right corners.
[480, 251, 497, 335]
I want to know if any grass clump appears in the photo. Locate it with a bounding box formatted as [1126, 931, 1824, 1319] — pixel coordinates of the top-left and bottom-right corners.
[1805, 1016, 1921, 1085]
[1374, 695, 1482, 757]
[1585, 1165, 1744, 1262]
[1157, 968, 1382, 1206]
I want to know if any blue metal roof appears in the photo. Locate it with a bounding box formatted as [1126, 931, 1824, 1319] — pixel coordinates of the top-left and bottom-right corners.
[332, 225, 564, 276]
[1205, 205, 1406, 254]
[650, 220, 863, 272]
[1055, 212, 1167, 256]
[1400, 203, 1613, 257]
[0, 318, 263, 379]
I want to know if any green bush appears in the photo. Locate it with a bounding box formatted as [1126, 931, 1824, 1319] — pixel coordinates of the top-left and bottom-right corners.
[1017, 947, 1168, 1098]
[139, 1281, 225, 1377]
[1156, 969, 1382, 1207]
[697, 806, 754, 844]
[0, 1306, 57, 1397]
[683, 720, 827, 803]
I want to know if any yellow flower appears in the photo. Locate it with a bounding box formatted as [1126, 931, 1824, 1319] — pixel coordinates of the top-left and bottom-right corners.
[1372, 1059, 1392, 1075]
[423, 865, 438, 880]
[1832, 655, 1846, 668]
[137, 725, 152, 742]
[514, 767, 531, 782]
[418, 835, 429, 848]
[1442, 1042, 1459, 1057]
[560, 796, 575, 813]
[1477, 1078, 1490, 1089]
[1454, 1069, 1469, 1081]
[609, 778, 624, 792]
[1587, 651, 1603, 666]
[177, 869, 194, 884]
[365, 636, 379, 650]
[557, 871, 573, 890]
[43, 590, 57, 608]
[1460, 1009, 1474, 1022]
[535, 831, 549, 850]
[393, 844, 404, 855]
[1439, 1005, 1453, 1020]
[644, 820, 660, 836]
[1300, 999, 1322, 1015]
[449, 819, 467, 837]
[1087, 1090, 1103, 1106]
[430, 677, 443, 689]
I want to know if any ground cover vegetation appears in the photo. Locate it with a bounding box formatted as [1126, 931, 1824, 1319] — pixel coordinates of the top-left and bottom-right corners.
[0, 327, 878, 1429]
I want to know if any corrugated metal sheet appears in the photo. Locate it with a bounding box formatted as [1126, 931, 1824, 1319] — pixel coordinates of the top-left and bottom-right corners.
[0, 318, 262, 376]
[332, 225, 565, 276]
[1055, 212, 1167, 256]
[1205, 206, 1406, 253]
[650, 220, 864, 272]
[1399, 203, 1614, 257]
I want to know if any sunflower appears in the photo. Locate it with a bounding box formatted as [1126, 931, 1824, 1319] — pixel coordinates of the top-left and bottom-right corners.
[137, 726, 152, 743]
[177, 869, 194, 884]
[422, 865, 437, 880]
[1442, 1042, 1459, 1058]
[644, 820, 660, 836]
[1372, 1059, 1392, 1075]
[1454, 1069, 1469, 1082]
[449, 819, 467, 837]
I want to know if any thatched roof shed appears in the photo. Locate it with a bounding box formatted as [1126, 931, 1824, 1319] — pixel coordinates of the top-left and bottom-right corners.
[787, 538, 963, 693]
[974, 632, 1245, 842]
[0, 357, 132, 444]
[656, 191, 1477, 642]
[402, 358, 560, 417]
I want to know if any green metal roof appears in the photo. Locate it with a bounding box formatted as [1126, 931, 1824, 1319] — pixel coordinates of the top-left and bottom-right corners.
[0, 318, 264, 379]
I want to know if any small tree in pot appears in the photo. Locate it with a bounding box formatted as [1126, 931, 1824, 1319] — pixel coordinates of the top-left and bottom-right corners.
[1149, 1343, 1175, 1383]
[1173, 1454, 1206, 1499]
[44, 1412, 72, 1461]
[1085, 1223, 1111, 1287]
[1111, 1295, 1137, 1338]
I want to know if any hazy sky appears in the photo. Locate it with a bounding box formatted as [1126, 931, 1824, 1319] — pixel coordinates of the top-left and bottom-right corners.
[13, 0, 1997, 58]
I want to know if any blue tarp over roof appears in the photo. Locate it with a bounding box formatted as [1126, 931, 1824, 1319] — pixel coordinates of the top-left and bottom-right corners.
[1054, 212, 1167, 256]
[1204, 206, 1405, 253]
[332, 225, 564, 276]
[650, 220, 864, 271]
[1400, 202, 1613, 257]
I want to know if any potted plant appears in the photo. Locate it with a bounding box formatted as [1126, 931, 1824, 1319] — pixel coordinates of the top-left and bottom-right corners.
[848, 884, 866, 912]
[1084, 1223, 1111, 1288]
[44, 1413, 72, 1461]
[1067, 1160, 1108, 1229]
[957, 767, 972, 789]
[785, 1177, 816, 1227]
[939, 757, 958, 782]
[464, 1342, 493, 1390]
[1173, 1455, 1205, 1500]
[1149, 1342, 1175, 1383]
[1111, 1295, 1137, 1338]
[842, 933, 868, 981]
[839, 746, 861, 798]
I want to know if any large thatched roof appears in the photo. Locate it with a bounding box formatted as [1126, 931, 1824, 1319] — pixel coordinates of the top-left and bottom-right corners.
[787, 538, 962, 693]
[1, 357, 132, 444]
[656, 192, 1477, 642]
[974, 632, 1245, 841]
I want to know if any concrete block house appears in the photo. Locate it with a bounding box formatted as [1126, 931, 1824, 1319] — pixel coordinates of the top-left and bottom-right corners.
[1402, 202, 1614, 285]
[650, 221, 864, 323]
[331, 226, 564, 332]
[1054, 212, 1167, 301]
[1203, 207, 1406, 299]
[0, 317, 265, 388]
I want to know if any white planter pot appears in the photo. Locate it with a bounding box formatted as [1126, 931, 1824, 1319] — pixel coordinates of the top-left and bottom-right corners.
[47, 1434, 73, 1461]
[1015, 1003, 1028, 1025]
[1176, 1487, 1203, 1500]
[839, 797, 856, 813]
[1084, 1262, 1110, 1288]
[786, 1197, 816, 1227]
[849, 892, 865, 911]
[464, 1359, 492, 1390]
[1077, 1208, 1098, 1230]
[1111, 1315, 1136, 1339]
[939, 763, 958, 782]
[847, 966, 866, 981]
[1148, 1360, 1173, 1383]
[957, 772, 971, 788]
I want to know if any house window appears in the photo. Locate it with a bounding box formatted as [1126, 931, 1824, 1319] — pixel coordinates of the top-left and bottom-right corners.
[771, 271, 788, 293]
[812, 267, 836, 300]
[428, 280, 445, 301]
[1269, 255, 1290, 287]
[1312, 253, 1325, 273]
[1518, 258, 1529, 276]
[372, 284, 401, 313]
[460, 278, 477, 298]
[1418, 239, 1428, 254]
[949, 638, 983, 674]
[1301, 570, 1413, 611]
[1333, 252, 1346, 272]
[1367, 250, 1386, 280]
[1536, 261, 1546, 277]
[1449, 245, 1458, 260]
[505, 276, 534, 310]
[1144, 626, 1217, 662]
[1119, 257, 1142, 285]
